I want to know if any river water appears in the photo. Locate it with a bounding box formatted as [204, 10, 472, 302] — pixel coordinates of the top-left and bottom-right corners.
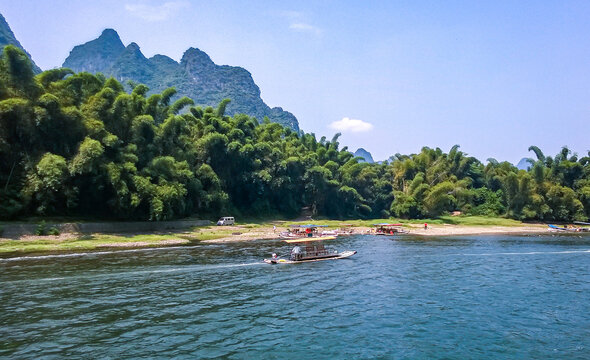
[1, 234, 589, 359]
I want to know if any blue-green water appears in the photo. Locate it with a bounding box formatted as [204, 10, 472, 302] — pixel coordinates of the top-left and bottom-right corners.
[1, 234, 590, 359]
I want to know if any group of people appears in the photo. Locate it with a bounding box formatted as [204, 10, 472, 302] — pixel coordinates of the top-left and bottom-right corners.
[270, 245, 302, 261]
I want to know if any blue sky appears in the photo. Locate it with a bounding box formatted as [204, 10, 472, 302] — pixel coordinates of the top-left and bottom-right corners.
[1, 0, 589, 163]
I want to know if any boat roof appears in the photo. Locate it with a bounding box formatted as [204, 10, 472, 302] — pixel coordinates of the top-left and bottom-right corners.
[373, 223, 403, 227]
[284, 236, 337, 243]
[288, 224, 329, 228]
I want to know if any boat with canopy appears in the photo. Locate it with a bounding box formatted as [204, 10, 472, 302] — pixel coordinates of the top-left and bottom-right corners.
[373, 223, 409, 235]
[278, 224, 333, 239]
[548, 223, 590, 232]
[264, 236, 356, 264]
[336, 224, 355, 236]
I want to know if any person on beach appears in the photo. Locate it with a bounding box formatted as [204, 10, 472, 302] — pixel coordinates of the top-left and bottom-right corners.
[424, 223, 428, 230]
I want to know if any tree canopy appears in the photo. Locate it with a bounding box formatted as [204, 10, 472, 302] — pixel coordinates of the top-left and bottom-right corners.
[1, 46, 589, 222]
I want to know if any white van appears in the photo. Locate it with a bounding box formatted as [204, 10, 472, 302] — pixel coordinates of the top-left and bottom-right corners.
[217, 217, 235, 226]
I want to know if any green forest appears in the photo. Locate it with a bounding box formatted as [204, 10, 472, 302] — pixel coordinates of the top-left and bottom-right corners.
[1, 45, 589, 222]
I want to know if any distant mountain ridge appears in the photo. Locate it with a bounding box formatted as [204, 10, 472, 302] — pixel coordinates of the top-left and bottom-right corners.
[354, 148, 374, 163]
[516, 157, 534, 170]
[0, 13, 41, 73]
[63, 29, 299, 131]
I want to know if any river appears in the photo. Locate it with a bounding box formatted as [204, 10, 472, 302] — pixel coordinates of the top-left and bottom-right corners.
[1, 234, 589, 359]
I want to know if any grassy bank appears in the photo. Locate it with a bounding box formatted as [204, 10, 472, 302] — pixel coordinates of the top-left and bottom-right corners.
[0, 216, 540, 257]
[0, 226, 233, 256]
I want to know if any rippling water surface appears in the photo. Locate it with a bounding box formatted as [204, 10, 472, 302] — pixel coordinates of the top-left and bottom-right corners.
[2, 234, 590, 359]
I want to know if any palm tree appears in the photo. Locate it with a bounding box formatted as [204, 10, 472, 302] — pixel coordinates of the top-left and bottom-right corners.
[528, 145, 545, 164]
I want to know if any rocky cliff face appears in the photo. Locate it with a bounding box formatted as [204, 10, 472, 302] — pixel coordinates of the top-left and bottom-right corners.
[63, 29, 299, 131]
[0, 13, 41, 73]
[63, 29, 125, 74]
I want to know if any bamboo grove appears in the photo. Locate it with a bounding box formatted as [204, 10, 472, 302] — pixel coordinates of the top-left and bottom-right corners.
[1, 46, 589, 222]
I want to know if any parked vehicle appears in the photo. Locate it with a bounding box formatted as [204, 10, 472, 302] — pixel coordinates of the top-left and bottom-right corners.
[217, 217, 235, 226]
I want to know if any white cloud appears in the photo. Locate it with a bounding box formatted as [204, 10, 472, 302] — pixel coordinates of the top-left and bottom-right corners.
[279, 10, 322, 35]
[289, 22, 322, 35]
[125, 1, 189, 22]
[329, 117, 374, 133]
[280, 10, 304, 20]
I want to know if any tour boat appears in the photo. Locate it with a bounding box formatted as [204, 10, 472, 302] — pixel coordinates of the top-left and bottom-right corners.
[278, 231, 305, 239]
[336, 224, 355, 236]
[278, 224, 334, 239]
[373, 223, 409, 235]
[264, 236, 356, 264]
[548, 224, 590, 232]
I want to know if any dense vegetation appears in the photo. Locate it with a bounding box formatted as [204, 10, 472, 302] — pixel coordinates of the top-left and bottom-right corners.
[1, 46, 589, 222]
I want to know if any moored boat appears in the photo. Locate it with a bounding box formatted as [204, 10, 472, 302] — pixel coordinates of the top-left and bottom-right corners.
[548, 224, 590, 232]
[278, 231, 305, 239]
[373, 223, 409, 235]
[336, 224, 355, 236]
[574, 221, 590, 232]
[279, 224, 334, 239]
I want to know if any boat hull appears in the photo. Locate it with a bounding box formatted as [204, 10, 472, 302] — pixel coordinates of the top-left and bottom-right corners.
[375, 231, 408, 236]
[264, 250, 357, 264]
[548, 224, 589, 232]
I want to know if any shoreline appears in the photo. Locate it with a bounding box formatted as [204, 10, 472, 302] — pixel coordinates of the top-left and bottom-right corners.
[202, 223, 550, 243]
[0, 221, 565, 257]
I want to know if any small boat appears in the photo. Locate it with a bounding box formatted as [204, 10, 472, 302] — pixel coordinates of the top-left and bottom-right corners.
[336, 224, 355, 236]
[264, 236, 356, 264]
[279, 224, 335, 239]
[264, 251, 357, 264]
[574, 222, 590, 232]
[548, 224, 589, 232]
[373, 223, 409, 235]
[278, 231, 304, 239]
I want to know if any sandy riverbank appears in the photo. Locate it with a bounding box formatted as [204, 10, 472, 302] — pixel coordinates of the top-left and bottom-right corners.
[202, 223, 549, 243]
[404, 223, 548, 236]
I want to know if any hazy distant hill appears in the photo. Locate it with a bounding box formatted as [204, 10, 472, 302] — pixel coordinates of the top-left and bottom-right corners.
[354, 148, 374, 163]
[63, 29, 299, 131]
[516, 157, 534, 170]
[0, 13, 41, 73]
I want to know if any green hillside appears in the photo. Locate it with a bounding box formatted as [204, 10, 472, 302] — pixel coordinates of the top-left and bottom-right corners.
[63, 29, 299, 131]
